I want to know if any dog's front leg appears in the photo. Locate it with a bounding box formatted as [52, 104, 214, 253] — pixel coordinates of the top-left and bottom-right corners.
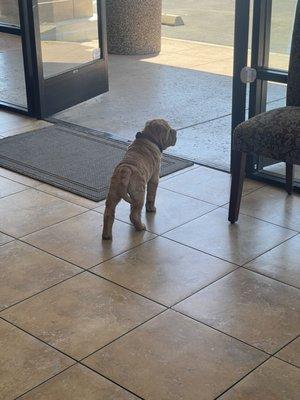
[146, 174, 159, 213]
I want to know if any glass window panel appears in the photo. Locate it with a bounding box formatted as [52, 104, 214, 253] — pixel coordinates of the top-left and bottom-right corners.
[269, 0, 298, 70]
[0, 0, 20, 26]
[37, 0, 102, 78]
[0, 32, 27, 107]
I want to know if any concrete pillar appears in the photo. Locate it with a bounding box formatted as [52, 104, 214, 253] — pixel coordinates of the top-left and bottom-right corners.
[106, 0, 162, 55]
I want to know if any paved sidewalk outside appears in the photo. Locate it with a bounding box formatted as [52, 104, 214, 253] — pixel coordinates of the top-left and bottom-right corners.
[56, 37, 287, 170]
[162, 0, 297, 54]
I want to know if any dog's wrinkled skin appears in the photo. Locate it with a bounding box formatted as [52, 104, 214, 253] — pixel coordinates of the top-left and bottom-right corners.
[102, 119, 177, 240]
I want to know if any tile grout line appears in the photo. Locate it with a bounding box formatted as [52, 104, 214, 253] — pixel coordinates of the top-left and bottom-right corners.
[3, 275, 298, 400]
[242, 265, 300, 291]
[3, 230, 297, 367]
[272, 355, 300, 370]
[2, 115, 298, 397]
[95, 203, 220, 236]
[13, 361, 145, 400]
[76, 362, 145, 400]
[273, 355, 300, 370]
[13, 238, 88, 270]
[236, 208, 300, 233]
[1, 314, 153, 400]
[86, 268, 167, 308]
[219, 184, 268, 208]
[2, 199, 298, 315]
[1, 163, 298, 394]
[0, 186, 32, 201]
[213, 336, 300, 400]
[0, 269, 86, 313]
[240, 232, 300, 268]
[13, 364, 76, 400]
[160, 213, 298, 267]
[33, 184, 103, 210]
[158, 232, 241, 267]
[5, 180, 295, 279]
[17, 208, 92, 239]
[159, 184, 263, 206]
[16, 221, 158, 271]
[162, 230, 300, 289]
[1, 209, 91, 241]
[2, 270, 280, 382]
[0, 172, 45, 190]
[1, 316, 80, 363]
[272, 334, 300, 370]
[4, 300, 298, 400]
[158, 186, 225, 205]
[169, 267, 241, 309]
[79, 309, 167, 362]
[3, 297, 275, 378]
[273, 334, 300, 354]
[213, 356, 273, 400]
[1, 235, 160, 312]
[31, 186, 93, 210]
[172, 309, 273, 356]
[89, 262, 234, 310]
[3, 245, 279, 368]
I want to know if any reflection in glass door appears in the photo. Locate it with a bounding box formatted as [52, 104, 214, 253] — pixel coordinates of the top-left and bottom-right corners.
[0, 0, 108, 118]
[232, 0, 299, 188]
[33, 0, 108, 117]
[250, 0, 299, 185]
[269, 0, 297, 71]
[37, 0, 103, 78]
[0, 0, 27, 109]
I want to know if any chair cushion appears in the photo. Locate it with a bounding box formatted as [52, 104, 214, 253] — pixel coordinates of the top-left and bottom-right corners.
[234, 106, 300, 164]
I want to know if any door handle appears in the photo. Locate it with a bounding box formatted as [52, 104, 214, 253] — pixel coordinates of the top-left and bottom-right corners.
[240, 67, 257, 83]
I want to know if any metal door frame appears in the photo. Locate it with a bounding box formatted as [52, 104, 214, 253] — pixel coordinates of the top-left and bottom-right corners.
[0, 0, 108, 118]
[0, 0, 34, 115]
[232, 0, 295, 189]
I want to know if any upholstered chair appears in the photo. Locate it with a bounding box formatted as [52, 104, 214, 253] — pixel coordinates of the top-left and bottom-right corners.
[229, 0, 300, 223]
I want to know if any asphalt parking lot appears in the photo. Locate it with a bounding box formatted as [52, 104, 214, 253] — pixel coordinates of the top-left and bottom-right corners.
[162, 0, 297, 54]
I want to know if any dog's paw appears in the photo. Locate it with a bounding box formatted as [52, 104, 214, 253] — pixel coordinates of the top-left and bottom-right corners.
[146, 204, 157, 213]
[135, 223, 146, 231]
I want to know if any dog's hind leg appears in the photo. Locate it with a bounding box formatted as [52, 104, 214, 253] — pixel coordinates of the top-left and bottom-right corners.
[102, 193, 121, 240]
[129, 190, 146, 231]
[146, 173, 159, 213]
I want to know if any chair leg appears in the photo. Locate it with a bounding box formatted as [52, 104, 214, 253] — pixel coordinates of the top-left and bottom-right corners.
[228, 151, 247, 223]
[286, 163, 294, 195]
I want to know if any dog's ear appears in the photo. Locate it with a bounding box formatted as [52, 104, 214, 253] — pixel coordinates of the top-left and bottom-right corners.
[169, 128, 177, 147]
[144, 119, 167, 136]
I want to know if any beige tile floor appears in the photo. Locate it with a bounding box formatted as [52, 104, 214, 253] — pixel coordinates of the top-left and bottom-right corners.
[0, 111, 299, 399]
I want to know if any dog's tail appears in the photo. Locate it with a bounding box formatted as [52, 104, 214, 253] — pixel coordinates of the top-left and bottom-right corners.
[118, 166, 132, 203]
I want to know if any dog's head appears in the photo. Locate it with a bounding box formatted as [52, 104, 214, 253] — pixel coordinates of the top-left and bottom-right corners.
[143, 119, 177, 150]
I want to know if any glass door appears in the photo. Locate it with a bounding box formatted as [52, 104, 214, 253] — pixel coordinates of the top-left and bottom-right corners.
[0, 1, 108, 118]
[232, 0, 299, 188]
[31, 0, 108, 117]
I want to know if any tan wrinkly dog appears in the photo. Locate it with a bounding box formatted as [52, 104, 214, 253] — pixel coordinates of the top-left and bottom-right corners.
[102, 119, 177, 240]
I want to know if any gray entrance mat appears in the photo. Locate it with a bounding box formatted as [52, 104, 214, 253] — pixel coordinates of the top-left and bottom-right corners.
[0, 125, 193, 201]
